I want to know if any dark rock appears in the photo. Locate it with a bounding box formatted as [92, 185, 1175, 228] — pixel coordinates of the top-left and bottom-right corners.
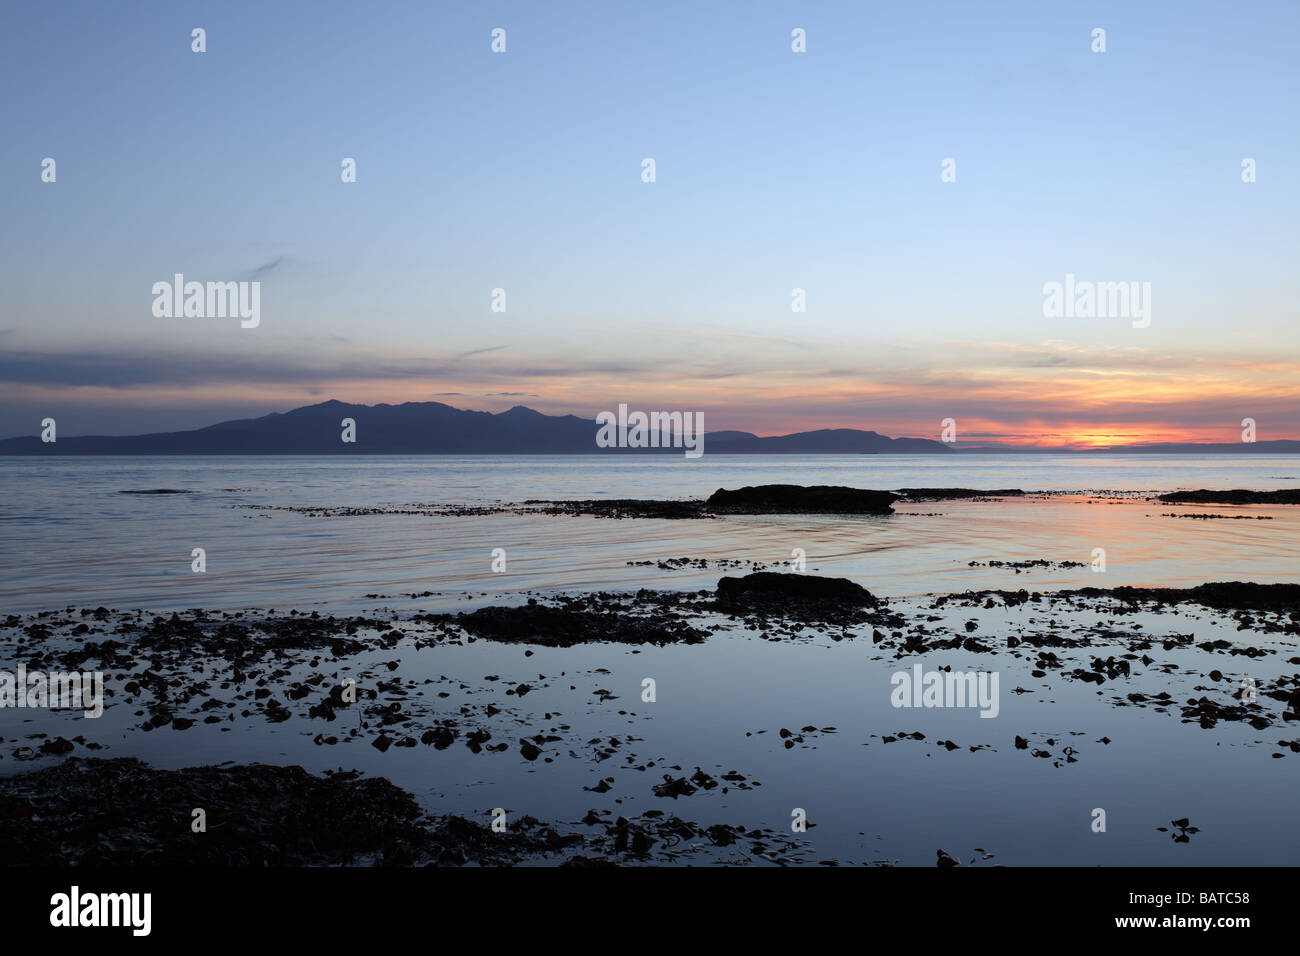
[1158, 489, 1300, 505]
[0, 756, 561, 866]
[457, 603, 706, 647]
[652, 775, 697, 799]
[716, 572, 878, 609]
[899, 488, 1025, 500]
[1060, 582, 1300, 613]
[706, 484, 900, 515]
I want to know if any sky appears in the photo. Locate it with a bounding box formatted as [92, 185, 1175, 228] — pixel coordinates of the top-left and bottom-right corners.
[1, 0, 1297, 447]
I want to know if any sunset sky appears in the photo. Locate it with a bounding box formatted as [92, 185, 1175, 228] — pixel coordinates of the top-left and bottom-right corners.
[2, 0, 1297, 447]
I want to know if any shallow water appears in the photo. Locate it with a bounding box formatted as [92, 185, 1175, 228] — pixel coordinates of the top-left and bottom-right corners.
[0, 454, 1297, 867]
[2, 596, 1296, 866]
[1, 454, 1297, 614]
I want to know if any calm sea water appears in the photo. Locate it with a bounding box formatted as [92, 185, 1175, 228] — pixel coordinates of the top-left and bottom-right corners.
[0, 455, 1297, 865]
[0, 454, 1297, 613]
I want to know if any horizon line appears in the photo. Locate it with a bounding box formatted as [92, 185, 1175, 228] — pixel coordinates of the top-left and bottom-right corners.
[2, 397, 1298, 452]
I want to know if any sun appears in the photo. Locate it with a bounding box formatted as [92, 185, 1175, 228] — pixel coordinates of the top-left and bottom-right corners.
[1064, 433, 1123, 449]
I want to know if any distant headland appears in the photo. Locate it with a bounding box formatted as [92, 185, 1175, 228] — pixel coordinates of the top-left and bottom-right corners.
[1, 400, 1296, 455]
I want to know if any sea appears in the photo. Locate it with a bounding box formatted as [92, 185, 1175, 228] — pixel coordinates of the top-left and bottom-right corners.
[0, 454, 1297, 613]
[0, 454, 1297, 867]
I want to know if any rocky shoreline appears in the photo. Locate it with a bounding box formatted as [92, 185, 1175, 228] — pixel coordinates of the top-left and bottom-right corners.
[226, 485, 1300, 520]
[1, 567, 1296, 865]
[0, 756, 808, 866]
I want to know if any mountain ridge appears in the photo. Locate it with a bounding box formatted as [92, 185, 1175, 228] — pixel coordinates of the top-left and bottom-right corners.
[1, 400, 1295, 455]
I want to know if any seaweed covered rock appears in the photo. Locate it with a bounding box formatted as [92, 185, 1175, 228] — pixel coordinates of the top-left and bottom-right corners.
[1157, 489, 1300, 505]
[0, 757, 568, 866]
[716, 572, 879, 611]
[1066, 582, 1300, 613]
[705, 484, 899, 515]
[897, 488, 1025, 500]
[457, 601, 706, 646]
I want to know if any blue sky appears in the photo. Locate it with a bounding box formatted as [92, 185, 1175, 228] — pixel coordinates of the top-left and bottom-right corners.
[1, 0, 1297, 443]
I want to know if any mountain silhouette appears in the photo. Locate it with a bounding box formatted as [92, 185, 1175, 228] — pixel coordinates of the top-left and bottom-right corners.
[0, 400, 953, 455]
[4, 400, 1294, 455]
